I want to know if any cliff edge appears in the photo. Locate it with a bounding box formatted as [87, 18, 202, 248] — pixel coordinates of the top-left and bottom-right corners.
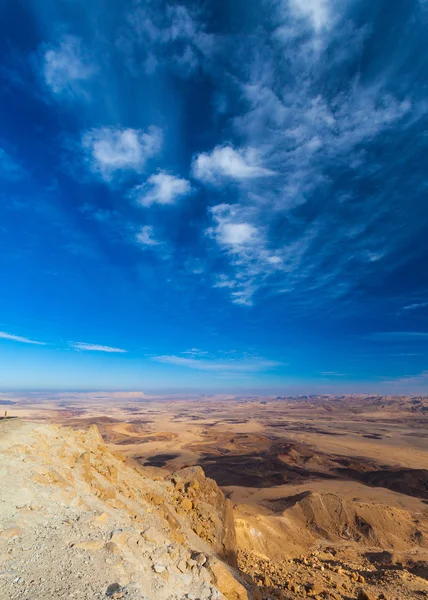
[0, 420, 254, 600]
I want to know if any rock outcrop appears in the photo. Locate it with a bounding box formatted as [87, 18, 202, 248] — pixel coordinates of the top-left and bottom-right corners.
[167, 466, 238, 567]
[0, 420, 253, 600]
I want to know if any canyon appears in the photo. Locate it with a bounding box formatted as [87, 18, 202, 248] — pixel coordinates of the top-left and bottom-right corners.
[1, 393, 428, 599]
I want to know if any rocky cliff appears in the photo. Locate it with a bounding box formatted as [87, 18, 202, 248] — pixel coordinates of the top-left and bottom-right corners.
[2, 419, 428, 600]
[0, 420, 253, 600]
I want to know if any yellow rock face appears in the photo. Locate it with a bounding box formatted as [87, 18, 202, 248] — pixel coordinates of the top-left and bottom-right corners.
[210, 560, 249, 600]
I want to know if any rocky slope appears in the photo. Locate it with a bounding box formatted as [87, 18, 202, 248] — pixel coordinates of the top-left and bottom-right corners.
[0, 419, 252, 600]
[1, 418, 428, 600]
[235, 492, 428, 599]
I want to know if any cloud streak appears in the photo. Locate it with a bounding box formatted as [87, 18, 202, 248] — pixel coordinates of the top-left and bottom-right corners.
[383, 370, 428, 386]
[403, 302, 428, 311]
[70, 342, 127, 353]
[153, 354, 281, 372]
[0, 331, 46, 345]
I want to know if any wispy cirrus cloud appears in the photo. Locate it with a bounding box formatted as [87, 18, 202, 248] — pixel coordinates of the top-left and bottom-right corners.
[81, 126, 163, 182]
[403, 302, 428, 311]
[130, 172, 191, 207]
[181, 348, 209, 357]
[383, 370, 428, 386]
[0, 331, 46, 345]
[120, 3, 214, 77]
[206, 204, 283, 305]
[70, 342, 127, 353]
[319, 371, 347, 377]
[192, 0, 422, 309]
[153, 354, 281, 372]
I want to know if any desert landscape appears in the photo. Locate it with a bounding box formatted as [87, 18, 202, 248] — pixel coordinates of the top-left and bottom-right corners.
[2, 392, 428, 599]
[2, 0, 428, 598]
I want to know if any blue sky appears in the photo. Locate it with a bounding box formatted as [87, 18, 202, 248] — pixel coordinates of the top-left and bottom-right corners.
[1, 0, 428, 392]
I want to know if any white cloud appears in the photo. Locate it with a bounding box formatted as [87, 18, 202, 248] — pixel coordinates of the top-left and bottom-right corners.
[319, 371, 347, 377]
[153, 354, 281, 371]
[213, 275, 237, 289]
[135, 225, 159, 246]
[206, 204, 285, 305]
[217, 222, 257, 246]
[82, 126, 163, 182]
[0, 331, 45, 345]
[130, 172, 191, 207]
[181, 348, 209, 356]
[207, 204, 260, 249]
[403, 302, 428, 311]
[70, 342, 127, 353]
[194, 1, 418, 309]
[288, 0, 332, 32]
[192, 145, 275, 185]
[43, 36, 95, 96]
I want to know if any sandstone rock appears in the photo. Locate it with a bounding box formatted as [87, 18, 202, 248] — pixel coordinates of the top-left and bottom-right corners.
[110, 531, 129, 549]
[153, 563, 166, 573]
[193, 523, 204, 536]
[93, 512, 108, 526]
[357, 590, 377, 600]
[145, 492, 165, 506]
[176, 466, 238, 567]
[177, 559, 188, 573]
[306, 581, 324, 596]
[85, 425, 105, 448]
[210, 560, 249, 600]
[181, 497, 193, 512]
[141, 525, 168, 544]
[32, 469, 70, 489]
